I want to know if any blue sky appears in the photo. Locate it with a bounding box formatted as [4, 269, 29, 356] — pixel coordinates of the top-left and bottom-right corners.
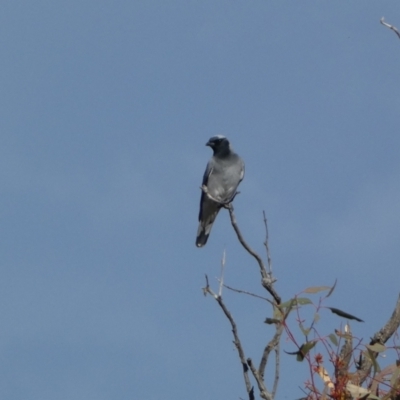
[1, 1, 400, 399]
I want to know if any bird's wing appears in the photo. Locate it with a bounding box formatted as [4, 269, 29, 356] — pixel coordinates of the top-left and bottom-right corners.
[196, 195, 220, 247]
[239, 159, 245, 182]
[196, 158, 221, 247]
[198, 158, 215, 220]
[201, 158, 214, 186]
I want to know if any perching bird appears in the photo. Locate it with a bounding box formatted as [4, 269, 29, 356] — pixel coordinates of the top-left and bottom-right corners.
[196, 135, 245, 247]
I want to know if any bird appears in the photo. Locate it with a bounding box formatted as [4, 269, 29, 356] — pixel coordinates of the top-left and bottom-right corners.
[196, 135, 245, 247]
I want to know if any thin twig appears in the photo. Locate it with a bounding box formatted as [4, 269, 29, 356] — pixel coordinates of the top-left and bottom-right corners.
[219, 249, 226, 297]
[227, 204, 266, 271]
[227, 204, 281, 304]
[381, 17, 400, 40]
[263, 211, 273, 274]
[203, 275, 253, 397]
[222, 283, 274, 305]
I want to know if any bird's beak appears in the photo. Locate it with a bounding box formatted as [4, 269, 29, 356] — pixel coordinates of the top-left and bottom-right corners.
[206, 141, 212, 147]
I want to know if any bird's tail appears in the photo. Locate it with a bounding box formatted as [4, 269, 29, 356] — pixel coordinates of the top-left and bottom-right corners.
[195, 209, 220, 247]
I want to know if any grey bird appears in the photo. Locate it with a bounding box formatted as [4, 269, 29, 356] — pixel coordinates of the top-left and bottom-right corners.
[196, 135, 245, 247]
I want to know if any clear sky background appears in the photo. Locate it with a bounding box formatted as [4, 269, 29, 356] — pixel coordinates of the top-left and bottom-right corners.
[1, 1, 400, 399]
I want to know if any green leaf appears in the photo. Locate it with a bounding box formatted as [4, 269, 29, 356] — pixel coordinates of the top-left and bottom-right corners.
[296, 341, 317, 361]
[273, 304, 283, 319]
[284, 341, 317, 362]
[284, 349, 299, 357]
[299, 324, 310, 337]
[328, 333, 338, 346]
[304, 286, 331, 294]
[264, 318, 280, 325]
[280, 299, 295, 309]
[367, 343, 386, 353]
[313, 313, 320, 323]
[328, 307, 364, 322]
[281, 298, 297, 320]
[296, 297, 312, 305]
[326, 279, 337, 298]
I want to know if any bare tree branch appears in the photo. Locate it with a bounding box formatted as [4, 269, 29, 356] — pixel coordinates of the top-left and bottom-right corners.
[227, 204, 281, 305]
[381, 17, 400, 40]
[247, 358, 273, 400]
[272, 346, 280, 398]
[203, 275, 253, 398]
[263, 211, 273, 275]
[371, 293, 400, 346]
[352, 293, 400, 384]
[203, 205, 283, 399]
[258, 324, 284, 380]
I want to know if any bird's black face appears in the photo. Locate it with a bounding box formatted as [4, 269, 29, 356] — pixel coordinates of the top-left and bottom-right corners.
[206, 136, 229, 149]
[206, 136, 231, 157]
